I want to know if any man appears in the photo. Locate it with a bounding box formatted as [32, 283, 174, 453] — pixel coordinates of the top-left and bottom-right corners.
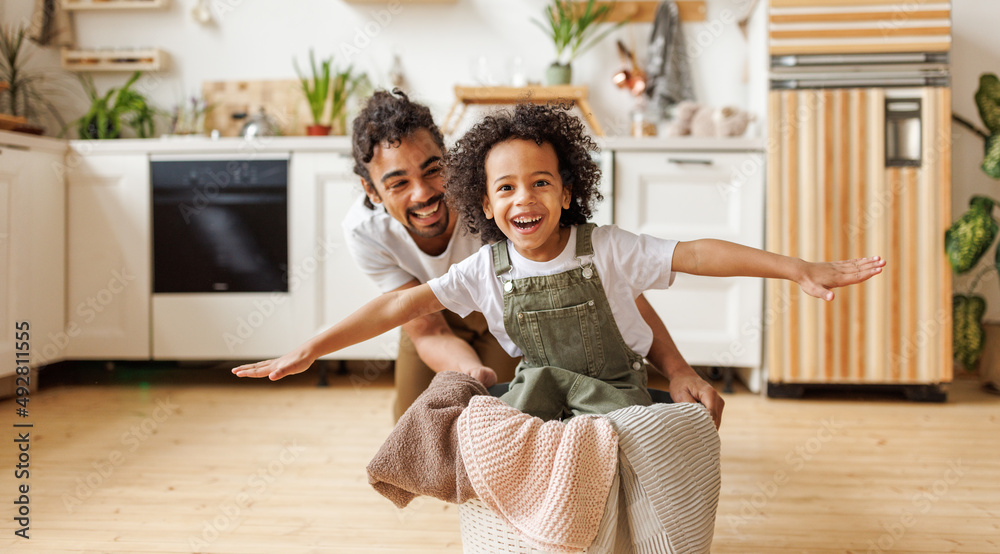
[345, 89, 724, 426]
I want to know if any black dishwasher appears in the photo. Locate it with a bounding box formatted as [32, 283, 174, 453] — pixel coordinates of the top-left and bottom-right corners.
[151, 155, 289, 293]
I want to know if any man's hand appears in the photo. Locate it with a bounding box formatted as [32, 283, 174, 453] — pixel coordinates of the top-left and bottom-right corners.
[232, 347, 316, 381]
[460, 365, 498, 388]
[668, 367, 724, 430]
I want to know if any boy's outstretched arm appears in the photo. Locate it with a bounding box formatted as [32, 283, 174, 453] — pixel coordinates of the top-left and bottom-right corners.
[672, 239, 885, 301]
[232, 284, 445, 380]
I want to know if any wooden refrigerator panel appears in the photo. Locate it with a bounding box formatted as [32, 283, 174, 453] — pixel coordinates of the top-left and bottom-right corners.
[766, 88, 952, 385]
[769, 0, 952, 56]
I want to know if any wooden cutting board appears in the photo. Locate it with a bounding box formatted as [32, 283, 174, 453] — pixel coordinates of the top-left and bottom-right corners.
[201, 79, 317, 137]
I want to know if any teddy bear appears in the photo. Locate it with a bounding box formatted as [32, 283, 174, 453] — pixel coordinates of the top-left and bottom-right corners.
[662, 101, 754, 138]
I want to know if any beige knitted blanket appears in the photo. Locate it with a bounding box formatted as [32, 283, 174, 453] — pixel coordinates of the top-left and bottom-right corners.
[457, 395, 619, 553]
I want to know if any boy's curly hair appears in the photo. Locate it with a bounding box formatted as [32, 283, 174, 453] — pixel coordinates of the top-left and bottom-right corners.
[352, 89, 446, 209]
[445, 102, 603, 244]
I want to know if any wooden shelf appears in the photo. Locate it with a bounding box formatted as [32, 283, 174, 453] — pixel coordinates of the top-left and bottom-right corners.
[61, 48, 168, 72]
[442, 85, 604, 136]
[61, 0, 169, 10]
[343, 0, 455, 3]
[576, 1, 707, 23]
[0, 114, 29, 131]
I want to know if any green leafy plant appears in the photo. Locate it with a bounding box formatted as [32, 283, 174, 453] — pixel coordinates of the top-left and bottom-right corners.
[0, 24, 67, 132]
[532, 0, 622, 66]
[947, 73, 1000, 369]
[74, 71, 158, 139]
[330, 64, 368, 133]
[294, 49, 332, 126]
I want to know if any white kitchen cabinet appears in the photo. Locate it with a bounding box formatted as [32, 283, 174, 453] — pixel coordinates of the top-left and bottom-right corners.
[65, 152, 151, 359]
[613, 151, 765, 388]
[0, 139, 66, 375]
[289, 151, 399, 359]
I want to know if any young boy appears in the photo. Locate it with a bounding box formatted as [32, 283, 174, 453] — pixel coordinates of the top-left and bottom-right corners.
[234, 103, 884, 421]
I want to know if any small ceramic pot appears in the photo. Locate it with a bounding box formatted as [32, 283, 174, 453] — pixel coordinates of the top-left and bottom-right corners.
[545, 63, 572, 86]
[306, 124, 332, 136]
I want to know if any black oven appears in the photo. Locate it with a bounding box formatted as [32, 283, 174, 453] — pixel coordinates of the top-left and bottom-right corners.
[151, 155, 289, 293]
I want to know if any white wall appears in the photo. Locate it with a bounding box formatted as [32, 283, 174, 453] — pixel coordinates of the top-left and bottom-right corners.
[1, 0, 756, 139]
[951, 0, 1000, 323]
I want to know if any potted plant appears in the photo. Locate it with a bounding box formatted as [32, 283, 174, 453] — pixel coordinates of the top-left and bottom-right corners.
[329, 64, 368, 136]
[947, 72, 1000, 389]
[0, 24, 68, 135]
[74, 71, 158, 139]
[295, 49, 334, 136]
[532, 0, 622, 86]
[295, 50, 368, 136]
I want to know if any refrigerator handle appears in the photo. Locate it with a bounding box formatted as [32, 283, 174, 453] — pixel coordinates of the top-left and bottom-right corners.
[885, 98, 923, 168]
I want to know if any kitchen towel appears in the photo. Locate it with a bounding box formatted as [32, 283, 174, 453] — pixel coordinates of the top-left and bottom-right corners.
[644, 1, 695, 117]
[457, 394, 619, 553]
[366, 370, 486, 508]
[28, 0, 75, 48]
[605, 401, 722, 554]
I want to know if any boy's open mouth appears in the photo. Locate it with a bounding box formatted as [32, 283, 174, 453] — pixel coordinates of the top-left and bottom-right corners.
[512, 215, 542, 231]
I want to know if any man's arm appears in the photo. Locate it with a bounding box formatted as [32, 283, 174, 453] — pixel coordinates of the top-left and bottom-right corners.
[395, 280, 498, 387]
[672, 240, 884, 301]
[635, 294, 724, 429]
[233, 283, 445, 381]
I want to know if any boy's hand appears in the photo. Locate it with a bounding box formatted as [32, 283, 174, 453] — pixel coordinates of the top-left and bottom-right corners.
[797, 256, 886, 301]
[232, 348, 316, 380]
[460, 365, 498, 388]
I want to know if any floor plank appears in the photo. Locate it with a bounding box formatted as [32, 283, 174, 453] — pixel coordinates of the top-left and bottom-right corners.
[1, 364, 998, 553]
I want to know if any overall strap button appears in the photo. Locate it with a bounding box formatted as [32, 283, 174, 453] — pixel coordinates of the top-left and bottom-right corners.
[632, 361, 642, 371]
[504, 281, 513, 292]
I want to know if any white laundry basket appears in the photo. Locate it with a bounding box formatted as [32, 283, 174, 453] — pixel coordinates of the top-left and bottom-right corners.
[458, 474, 623, 554]
[457, 401, 721, 554]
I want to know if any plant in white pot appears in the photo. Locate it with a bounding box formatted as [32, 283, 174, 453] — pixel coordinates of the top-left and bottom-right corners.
[533, 0, 621, 86]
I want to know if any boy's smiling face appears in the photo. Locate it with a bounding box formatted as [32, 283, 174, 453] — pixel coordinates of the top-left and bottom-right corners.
[482, 139, 572, 262]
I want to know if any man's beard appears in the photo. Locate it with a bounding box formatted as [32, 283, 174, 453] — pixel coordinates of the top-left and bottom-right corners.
[404, 194, 450, 239]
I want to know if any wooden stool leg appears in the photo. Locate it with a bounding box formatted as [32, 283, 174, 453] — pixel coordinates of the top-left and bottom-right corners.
[449, 103, 469, 136]
[576, 99, 604, 136]
[442, 99, 461, 135]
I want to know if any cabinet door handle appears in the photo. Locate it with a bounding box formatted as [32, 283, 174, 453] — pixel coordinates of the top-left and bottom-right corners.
[667, 158, 714, 166]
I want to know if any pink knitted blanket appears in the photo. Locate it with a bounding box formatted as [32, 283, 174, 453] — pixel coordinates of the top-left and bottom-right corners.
[456, 395, 619, 553]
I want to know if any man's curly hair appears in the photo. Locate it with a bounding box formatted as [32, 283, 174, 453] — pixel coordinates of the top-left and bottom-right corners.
[445, 102, 603, 244]
[352, 89, 446, 209]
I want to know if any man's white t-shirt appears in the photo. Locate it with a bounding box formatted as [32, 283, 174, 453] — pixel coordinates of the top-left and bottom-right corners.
[428, 225, 678, 358]
[342, 195, 481, 292]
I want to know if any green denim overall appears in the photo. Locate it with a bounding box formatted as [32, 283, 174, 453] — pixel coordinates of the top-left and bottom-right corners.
[494, 224, 652, 421]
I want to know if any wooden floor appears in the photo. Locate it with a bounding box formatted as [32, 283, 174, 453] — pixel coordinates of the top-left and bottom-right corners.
[2, 363, 998, 553]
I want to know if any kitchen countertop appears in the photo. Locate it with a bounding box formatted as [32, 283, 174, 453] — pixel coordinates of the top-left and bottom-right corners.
[0, 130, 69, 155]
[56, 134, 765, 155]
[598, 136, 764, 152]
[0, 131, 776, 157]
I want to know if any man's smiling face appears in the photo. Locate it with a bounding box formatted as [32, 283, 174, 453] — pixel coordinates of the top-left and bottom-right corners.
[363, 128, 452, 241]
